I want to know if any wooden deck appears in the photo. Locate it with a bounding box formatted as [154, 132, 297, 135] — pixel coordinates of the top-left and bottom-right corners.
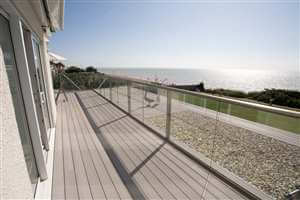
[52, 93, 131, 199]
[52, 91, 249, 200]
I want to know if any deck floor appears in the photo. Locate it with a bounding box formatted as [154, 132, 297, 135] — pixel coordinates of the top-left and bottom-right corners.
[52, 91, 249, 200]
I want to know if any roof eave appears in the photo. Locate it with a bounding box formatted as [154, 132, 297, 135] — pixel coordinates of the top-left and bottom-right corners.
[42, 0, 65, 32]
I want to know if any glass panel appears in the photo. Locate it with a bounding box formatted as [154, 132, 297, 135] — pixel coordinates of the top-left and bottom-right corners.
[103, 79, 110, 99]
[143, 85, 167, 137]
[116, 79, 128, 111]
[94, 73, 107, 95]
[111, 79, 117, 104]
[0, 14, 38, 190]
[172, 90, 300, 199]
[128, 83, 143, 122]
[108, 79, 127, 111]
[32, 39, 51, 131]
[170, 93, 219, 156]
[215, 101, 300, 199]
[169, 92, 220, 198]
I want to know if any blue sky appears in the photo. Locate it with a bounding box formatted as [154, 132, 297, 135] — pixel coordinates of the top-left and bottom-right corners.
[50, 1, 299, 70]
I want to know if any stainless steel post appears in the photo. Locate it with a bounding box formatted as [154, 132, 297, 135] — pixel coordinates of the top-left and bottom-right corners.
[127, 81, 131, 114]
[117, 84, 119, 104]
[166, 90, 172, 138]
[142, 86, 145, 122]
[109, 80, 112, 101]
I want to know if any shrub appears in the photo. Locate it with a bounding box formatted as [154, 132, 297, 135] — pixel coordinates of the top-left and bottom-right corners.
[198, 82, 205, 92]
[250, 89, 300, 109]
[86, 66, 97, 73]
[65, 66, 85, 73]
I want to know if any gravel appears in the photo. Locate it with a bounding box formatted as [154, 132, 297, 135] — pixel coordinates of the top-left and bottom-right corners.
[145, 110, 300, 199]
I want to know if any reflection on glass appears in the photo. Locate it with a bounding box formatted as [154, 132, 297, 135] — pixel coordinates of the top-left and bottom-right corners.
[32, 39, 51, 131]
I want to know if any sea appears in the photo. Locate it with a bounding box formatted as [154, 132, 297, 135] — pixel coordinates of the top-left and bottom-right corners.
[99, 68, 300, 92]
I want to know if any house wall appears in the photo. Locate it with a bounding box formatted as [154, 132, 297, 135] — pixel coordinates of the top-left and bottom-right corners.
[0, 47, 33, 199]
[0, 0, 60, 197]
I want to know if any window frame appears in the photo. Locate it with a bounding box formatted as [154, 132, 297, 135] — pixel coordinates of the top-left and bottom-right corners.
[0, 10, 40, 192]
[4, 9, 48, 183]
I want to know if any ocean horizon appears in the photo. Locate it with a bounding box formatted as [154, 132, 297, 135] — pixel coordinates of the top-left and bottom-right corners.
[99, 68, 299, 92]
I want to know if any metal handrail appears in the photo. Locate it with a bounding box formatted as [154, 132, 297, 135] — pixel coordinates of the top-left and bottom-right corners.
[99, 73, 300, 118]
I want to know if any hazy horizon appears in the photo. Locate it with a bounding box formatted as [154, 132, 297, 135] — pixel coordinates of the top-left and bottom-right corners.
[97, 66, 299, 72]
[50, 1, 299, 72]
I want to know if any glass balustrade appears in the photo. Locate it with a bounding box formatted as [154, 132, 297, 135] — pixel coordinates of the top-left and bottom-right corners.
[59, 72, 300, 199]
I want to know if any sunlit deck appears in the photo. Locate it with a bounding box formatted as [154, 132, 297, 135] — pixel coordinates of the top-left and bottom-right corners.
[52, 91, 250, 200]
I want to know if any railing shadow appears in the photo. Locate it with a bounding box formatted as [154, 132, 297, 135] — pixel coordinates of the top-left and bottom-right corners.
[130, 141, 166, 177]
[97, 114, 128, 129]
[75, 92, 146, 200]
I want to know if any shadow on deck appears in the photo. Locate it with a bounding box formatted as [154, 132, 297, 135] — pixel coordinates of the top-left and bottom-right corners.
[52, 91, 249, 200]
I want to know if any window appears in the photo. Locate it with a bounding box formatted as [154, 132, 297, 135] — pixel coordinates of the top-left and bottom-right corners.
[0, 13, 39, 191]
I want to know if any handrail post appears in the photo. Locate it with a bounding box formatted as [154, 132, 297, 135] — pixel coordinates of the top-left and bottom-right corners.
[117, 83, 119, 104]
[166, 90, 172, 138]
[109, 80, 112, 101]
[142, 85, 145, 122]
[127, 81, 131, 114]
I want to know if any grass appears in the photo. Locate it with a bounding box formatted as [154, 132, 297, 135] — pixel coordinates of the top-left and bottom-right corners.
[172, 92, 300, 134]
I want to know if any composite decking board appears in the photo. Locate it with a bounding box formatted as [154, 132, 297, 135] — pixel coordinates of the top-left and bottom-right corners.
[115, 91, 248, 200]
[80, 95, 160, 200]
[89, 94, 220, 200]
[74, 92, 132, 199]
[72, 95, 132, 200]
[52, 93, 132, 200]
[57, 90, 251, 200]
[78, 93, 157, 199]
[69, 94, 122, 200]
[83, 94, 173, 200]
[95, 117, 175, 200]
[61, 98, 79, 199]
[93, 96, 203, 199]
[66, 96, 93, 199]
[108, 117, 199, 200]
[71, 92, 130, 199]
[132, 122, 245, 200]
[84, 93, 202, 199]
[103, 110, 206, 199]
[52, 101, 65, 199]
[67, 94, 106, 199]
[94, 89, 247, 199]
[85, 90, 249, 200]
[76, 93, 146, 200]
[69, 94, 111, 199]
[121, 117, 238, 200]
[107, 102, 245, 200]
[100, 116, 181, 200]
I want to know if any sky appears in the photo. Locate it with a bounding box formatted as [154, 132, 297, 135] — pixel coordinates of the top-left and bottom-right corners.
[50, 0, 299, 71]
